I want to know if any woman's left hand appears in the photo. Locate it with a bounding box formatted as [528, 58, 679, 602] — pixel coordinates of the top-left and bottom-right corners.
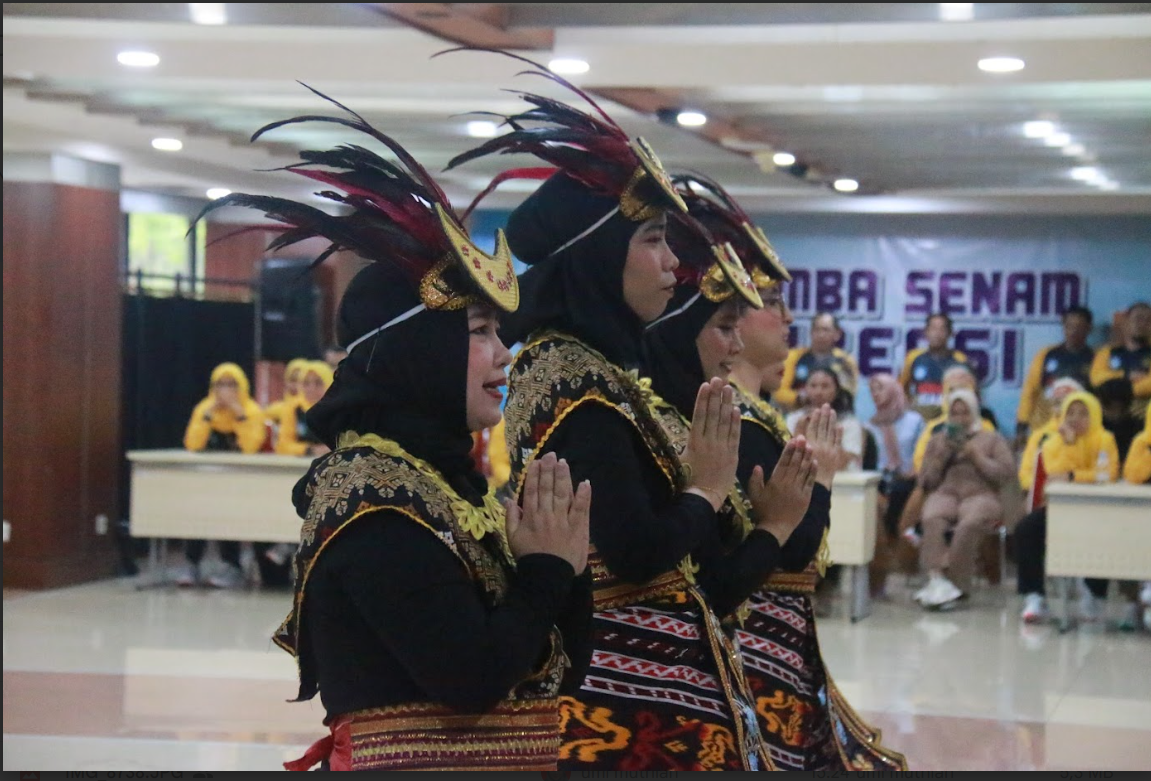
[794, 405, 841, 486]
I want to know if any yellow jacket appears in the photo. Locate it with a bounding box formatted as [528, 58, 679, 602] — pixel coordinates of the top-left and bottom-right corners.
[265, 358, 311, 424]
[1123, 407, 1151, 484]
[1091, 345, 1151, 399]
[1041, 392, 1120, 483]
[275, 361, 333, 456]
[913, 413, 995, 473]
[184, 363, 266, 454]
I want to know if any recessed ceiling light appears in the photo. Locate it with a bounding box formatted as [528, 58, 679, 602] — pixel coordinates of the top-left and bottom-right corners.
[772, 152, 797, 167]
[206, 188, 231, 200]
[1097, 180, 1120, 191]
[548, 58, 590, 75]
[1023, 121, 1055, 139]
[151, 138, 183, 152]
[978, 56, 1025, 73]
[1061, 143, 1086, 157]
[833, 178, 860, 193]
[466, 120, 499, 138]
[676, 111, 707, 127]
[939, 3, 974, 21]
[188, 3, 227, 25]
[117, 51, 160, 68]
[1070, 166, 1101, 182]
[1044, 132, 1071, 148]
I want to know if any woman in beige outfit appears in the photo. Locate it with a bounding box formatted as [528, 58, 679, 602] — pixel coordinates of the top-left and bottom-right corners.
[915, 388, 1017, 609]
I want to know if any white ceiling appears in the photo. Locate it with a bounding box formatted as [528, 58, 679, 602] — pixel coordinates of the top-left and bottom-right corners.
[4, 3, 1151, 218]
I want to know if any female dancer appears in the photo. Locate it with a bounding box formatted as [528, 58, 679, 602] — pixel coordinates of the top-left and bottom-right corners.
[198, 89, 592, 771]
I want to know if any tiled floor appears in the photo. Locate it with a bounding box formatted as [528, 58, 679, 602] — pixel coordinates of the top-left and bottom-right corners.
[4, 577, 1149, 771]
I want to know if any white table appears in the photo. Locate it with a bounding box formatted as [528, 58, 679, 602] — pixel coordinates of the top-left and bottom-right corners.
[127, 449, 312, 587]
[827, 471, 881, 622]
[1045, 481, 1151, 631]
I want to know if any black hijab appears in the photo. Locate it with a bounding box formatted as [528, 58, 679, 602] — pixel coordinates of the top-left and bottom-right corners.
[643, 288, 723, 419]
[305, 261, 486, 504]
[500, 173, 649, 369]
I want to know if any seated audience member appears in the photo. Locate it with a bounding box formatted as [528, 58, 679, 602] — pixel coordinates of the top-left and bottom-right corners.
[1124, 406, 1151, 485]
[777, 312, 859, 409]
[864, 373, 926, 595]
[900, 312, 969, 420]
[1091, 301, 1151, 414]
[1016, 306, 1095, 444]
[1096, 378, 1142, 463]
[323, 343, 348, 371]
[275, 361, 334, 457]
[1016, 393, 1121, 624]
[264, 358, 309, 425]
[912, 365, 996, 473]
[787, 366, 862, 471]
[1019, 378, 1086, 495]
[915, 389, 1016, 610]
[181, 362, 266, 588]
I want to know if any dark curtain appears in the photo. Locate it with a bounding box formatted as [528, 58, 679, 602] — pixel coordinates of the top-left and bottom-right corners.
[117, 294, 256, 571]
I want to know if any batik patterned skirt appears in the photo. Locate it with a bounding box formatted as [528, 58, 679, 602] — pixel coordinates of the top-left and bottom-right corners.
[737, 586, 908, 770]
[558, 589, 767, 771]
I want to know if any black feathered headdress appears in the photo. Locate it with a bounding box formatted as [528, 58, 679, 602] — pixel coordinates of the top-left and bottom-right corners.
[671, 171, 791, 285]
[194, 83, 519, 350]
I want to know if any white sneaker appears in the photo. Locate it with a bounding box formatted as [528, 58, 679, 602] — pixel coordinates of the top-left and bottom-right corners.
[1021, 593, 1047, 624]
[169, 563, 198, 587]
[205, 564, 244, 589]
[921, 575, 963, 608]
[1078, 590, 1103, 622]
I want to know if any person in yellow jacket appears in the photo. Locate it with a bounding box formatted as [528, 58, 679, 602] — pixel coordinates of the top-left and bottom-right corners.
[1016, 392, 1122, 624]
[264, 358, 310, 425]
[275, 361, 334, 457]
[1016, 306, 1095, 441]
[900, 312, 969, 420]
[1018, 378, 1085, 493]
[1123, 405, 1151, 485]
[776, 312, 858, 410]
[181, 362, 267, 587]
[486, 417, 511, 490]
[1091, 302, 1151, 414]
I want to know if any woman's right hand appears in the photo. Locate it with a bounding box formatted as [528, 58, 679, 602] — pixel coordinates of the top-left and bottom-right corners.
[505, 452, 592, 574]
[681, 378, 742, 511]
[748, 436, 817, 544]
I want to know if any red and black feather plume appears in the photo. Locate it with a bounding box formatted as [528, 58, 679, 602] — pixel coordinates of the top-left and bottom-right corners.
[438, 47, 647, 212]
[193, 83, 457, 284]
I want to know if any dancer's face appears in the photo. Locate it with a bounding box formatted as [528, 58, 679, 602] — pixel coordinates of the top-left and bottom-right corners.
[622, 213, 680, 323]
[696, 299, 745, 382]
[465, 304, 513, 431]
[739, 284, 793, 368]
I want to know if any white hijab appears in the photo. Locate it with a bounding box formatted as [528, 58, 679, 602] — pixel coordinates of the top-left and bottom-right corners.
[946, 388, 983, 433]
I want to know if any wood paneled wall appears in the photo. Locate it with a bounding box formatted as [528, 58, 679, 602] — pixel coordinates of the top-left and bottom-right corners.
[3, 181, 123, 588]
